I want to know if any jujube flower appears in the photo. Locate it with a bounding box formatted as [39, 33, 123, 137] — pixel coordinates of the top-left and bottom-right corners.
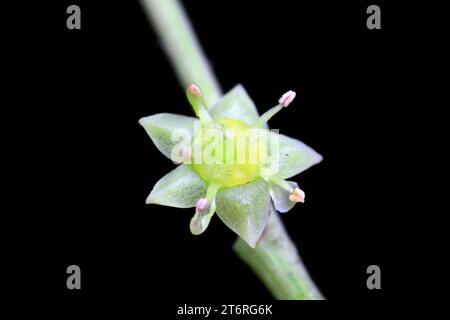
[139, 84, 322, 247]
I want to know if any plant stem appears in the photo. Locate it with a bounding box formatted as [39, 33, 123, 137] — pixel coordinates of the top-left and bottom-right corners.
[234, 207, 323, 300]
[140, 0, 324, 300]
[140, 0, 222, 107]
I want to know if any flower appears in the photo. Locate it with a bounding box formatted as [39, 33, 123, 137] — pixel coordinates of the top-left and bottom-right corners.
[139, 84, 322, 248]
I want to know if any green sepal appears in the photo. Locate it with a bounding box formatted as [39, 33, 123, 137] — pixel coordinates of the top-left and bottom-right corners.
[139, 113, 199, 159]
[146, 164, 205, 208]
[216, 178, 271, 248]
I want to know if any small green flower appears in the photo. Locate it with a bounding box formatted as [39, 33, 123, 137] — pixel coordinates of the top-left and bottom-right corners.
[139, 84, 322, 248]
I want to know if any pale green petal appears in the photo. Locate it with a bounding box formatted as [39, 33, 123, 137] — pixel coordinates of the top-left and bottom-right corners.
[269, 132, 323, 179]
[269, 181, 299, 213]
[216, 178, 271, 248]
[209, 84, 260, 126]
[146, 164, 205, 208]
[190, 201, 216, 235]
[139, 113, 199, 159]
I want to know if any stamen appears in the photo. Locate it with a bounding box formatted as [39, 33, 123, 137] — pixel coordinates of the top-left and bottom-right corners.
[257, 89, 297, 125]
[289, 188, 305, 203]
[268, 176, 295, 193]
[187, 84, 202, 97]
[186, 83, 212, 123]
[195, 197, 209, 212]
[258, 105, 283, 125]
[279, 90, 296, 107]
[190, 182, 221, 235]
[181, 146, 192, 162]
[195, 182, 221, 213]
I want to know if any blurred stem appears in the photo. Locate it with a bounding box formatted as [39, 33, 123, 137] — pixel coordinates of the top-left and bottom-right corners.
[139, 0, 222, 106]
[140, 0, 324, 300]
[234, 209, 323, 300]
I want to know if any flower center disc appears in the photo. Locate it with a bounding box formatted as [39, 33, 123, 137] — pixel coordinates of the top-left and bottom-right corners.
[192, 118, 267, 188]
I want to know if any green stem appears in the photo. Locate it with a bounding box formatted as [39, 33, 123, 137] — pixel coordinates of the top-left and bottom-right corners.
[140, 0, 324, 300]
[140, 0, 222, 106]
[234, 208, 323, 300]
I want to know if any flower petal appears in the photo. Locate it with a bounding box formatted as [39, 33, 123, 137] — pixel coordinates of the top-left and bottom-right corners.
[146, 164, 205, 208]
[215, 178, 271, 248]
[271, 132, 323, 179]
[269, 181, 299, 213]
[139, 113, 199, 159]
[209, 84, 260, 126]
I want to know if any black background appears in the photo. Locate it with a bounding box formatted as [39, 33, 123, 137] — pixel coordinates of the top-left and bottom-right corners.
[2, 0, 448, 301]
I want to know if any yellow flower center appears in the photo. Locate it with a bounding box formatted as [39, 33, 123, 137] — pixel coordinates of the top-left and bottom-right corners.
[192, 118, 267, 188]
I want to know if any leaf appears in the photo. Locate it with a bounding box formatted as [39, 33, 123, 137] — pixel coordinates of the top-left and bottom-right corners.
[215, 178, 271, 248]
[146, 164, 205, 208]
[269, 181, 299, 213]
[209, 84, 260, 126]
[268, 132, 323, 179]
[139, 113, 199, 159]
